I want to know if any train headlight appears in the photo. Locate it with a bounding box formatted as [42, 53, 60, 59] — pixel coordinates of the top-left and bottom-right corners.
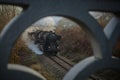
[57, 46, 59, 49]
[48, 46, 51, 48]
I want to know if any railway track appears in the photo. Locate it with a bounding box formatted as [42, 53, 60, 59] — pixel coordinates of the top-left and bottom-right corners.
[38, 54, 98, 80]
[38, 54, 70, 80]
[48, 56, 99, 80]
[48, 55, 73, 71]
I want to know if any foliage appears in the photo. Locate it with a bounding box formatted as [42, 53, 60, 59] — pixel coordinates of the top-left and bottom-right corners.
[0, 5, 21, 31]
[30, 63, 56, 80]
[10, 37, 29, 64]
[97, 13, 113, 28]
[10, 37, 39, 65]
[0, 5, 22, 64]
[55, 25, 93, 63]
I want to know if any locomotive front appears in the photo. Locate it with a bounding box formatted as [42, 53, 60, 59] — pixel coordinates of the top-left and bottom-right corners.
[28, 30, 61, 56]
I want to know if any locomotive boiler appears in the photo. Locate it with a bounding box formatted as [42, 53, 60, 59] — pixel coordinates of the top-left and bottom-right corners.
[28, 30, 61, 55]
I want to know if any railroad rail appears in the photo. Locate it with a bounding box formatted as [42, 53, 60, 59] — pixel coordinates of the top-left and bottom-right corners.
[39, 54, 99, 80]
[38, 55, 72, 72]
[49, 55, 104, 80]
[48, 55, 73, 71]
[38, 55, 69, 80]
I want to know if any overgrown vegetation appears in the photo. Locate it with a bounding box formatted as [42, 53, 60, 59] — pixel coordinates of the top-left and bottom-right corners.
[0, 5, 21, 32]
[0, 5, 56, 80]
[55, 25, 93, 63]
[95, 13, 113, 28]
[0, 5, 120, 80]
[10, 37, 38, 65]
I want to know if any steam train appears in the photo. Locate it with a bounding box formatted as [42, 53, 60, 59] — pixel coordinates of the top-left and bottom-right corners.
[28, 30, 61, 55]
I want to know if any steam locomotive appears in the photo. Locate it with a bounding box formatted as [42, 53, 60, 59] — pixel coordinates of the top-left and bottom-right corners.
[28, 30, 61, 55]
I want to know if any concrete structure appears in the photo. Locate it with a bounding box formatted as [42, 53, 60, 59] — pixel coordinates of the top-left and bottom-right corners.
[0, 0, 120, 80]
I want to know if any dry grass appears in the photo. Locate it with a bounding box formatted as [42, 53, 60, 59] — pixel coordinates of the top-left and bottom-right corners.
[30, 63, 56, 80]
[10, 37, 30, 64]
[10, 37, 56, 80]
[55, 26, 93, 63]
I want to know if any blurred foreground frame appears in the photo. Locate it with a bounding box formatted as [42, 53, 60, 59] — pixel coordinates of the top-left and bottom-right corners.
[0, 0, 120, 80]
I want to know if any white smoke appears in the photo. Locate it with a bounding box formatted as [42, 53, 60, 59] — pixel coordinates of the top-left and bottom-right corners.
[21, 16, 57, 55]
[34, 16, 56, 32]
[34, 16, 55, 27]
[28, 41, 43, 55]
[22, 27, 43, 55]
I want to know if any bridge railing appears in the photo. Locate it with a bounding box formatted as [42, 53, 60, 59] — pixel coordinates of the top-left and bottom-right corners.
[0, 0, 120, 80]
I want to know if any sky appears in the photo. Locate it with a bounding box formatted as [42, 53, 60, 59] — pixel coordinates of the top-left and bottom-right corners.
[33, 12, 104, 27]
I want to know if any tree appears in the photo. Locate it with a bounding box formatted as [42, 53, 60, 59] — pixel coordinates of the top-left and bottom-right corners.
[0, 5, 22, 31]
[0, 5, 22, 64]
[97, 13, 113, 28]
